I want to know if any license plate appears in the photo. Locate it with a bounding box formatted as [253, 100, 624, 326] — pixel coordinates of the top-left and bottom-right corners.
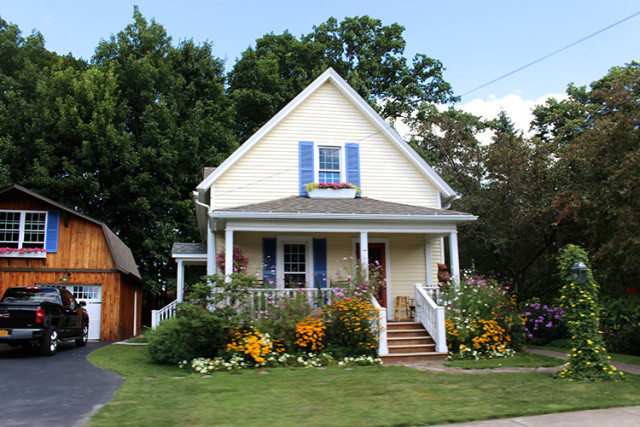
[0, 330, 9, 336]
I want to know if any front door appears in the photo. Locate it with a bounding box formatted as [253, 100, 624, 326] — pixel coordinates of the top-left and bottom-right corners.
[356, 242, 387, 308]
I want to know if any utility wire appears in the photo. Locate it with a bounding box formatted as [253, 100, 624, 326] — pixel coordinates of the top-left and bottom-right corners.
[460, 10, 640, 98]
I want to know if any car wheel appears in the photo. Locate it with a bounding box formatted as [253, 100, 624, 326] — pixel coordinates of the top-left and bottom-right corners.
[75, 323, 88, 347]
[40, 326, 58, 356]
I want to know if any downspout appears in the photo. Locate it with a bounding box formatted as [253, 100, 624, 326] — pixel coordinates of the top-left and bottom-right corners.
[193, 191, 216, 276]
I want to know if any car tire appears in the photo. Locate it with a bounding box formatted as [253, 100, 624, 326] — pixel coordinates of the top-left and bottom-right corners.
[75, 323, 88, 347]
[40, 326, 59, 356]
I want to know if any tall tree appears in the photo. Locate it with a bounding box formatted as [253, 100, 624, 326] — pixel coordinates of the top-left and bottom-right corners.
[536, 62, 640, 294]
[228, 16, 458, 141]
[409, 107, 560, 298]
[0, 9, 237, 295]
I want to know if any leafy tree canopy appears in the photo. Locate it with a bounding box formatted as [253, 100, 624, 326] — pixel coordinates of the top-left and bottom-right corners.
[228, 15, 458, 140]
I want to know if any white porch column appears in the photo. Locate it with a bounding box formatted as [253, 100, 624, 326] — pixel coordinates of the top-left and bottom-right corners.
[449, 230, 460, 283]
[224, 228, 234, 281]
[425, 237, 433, 287]
[359, 231, 369, 278]
[176, 259, 184, 302]
[207, 223, 216, 275]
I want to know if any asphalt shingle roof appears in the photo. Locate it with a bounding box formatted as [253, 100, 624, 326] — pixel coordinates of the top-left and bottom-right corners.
[172, 242, 208, 255]
[215, 196, 469, 217]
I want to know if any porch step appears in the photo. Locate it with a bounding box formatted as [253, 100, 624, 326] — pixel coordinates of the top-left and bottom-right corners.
[381, 352, 448, 364]
[381, 321, 447, 365]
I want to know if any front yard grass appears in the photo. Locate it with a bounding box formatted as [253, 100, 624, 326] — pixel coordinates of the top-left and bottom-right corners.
[88, 345, 640, 427]
[530, 345, 640, 366]
[444, 351, 562, 369]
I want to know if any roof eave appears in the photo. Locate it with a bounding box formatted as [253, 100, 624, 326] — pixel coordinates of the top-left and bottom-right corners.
[212, 211, 477, 223]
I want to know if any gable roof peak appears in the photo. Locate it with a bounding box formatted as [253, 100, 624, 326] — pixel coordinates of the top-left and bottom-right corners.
[196, 67, 457, 203]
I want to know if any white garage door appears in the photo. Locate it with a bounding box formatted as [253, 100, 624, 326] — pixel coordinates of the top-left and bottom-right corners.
[68, 285, 102, 340]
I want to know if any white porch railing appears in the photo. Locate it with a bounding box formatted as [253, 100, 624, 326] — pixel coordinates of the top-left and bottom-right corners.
[151, 300, 178, 329]
[414, 284, 447, 353]
[371, 296, 388, 356]
[246, 288, 337, 313]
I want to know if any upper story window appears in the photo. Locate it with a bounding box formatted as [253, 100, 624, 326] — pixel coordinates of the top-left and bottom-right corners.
[0, 211, 47, 249]
[318, 147, 341, 183]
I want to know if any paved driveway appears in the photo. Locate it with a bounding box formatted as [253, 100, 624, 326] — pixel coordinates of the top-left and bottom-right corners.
[0, 341, 123, 427]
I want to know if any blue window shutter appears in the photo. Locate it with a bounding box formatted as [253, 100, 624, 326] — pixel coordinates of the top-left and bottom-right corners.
[262, 238, 277, 288]
[45, 210, 60, 253]
[313, 238, 327, 289]
[345, 143, 361, 197]
[299, 141, 314, 196]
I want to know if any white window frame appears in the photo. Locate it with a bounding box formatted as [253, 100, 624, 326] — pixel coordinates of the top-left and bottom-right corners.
[315, 144, 345, 183]
[276, 236, 314, 289]
[0, 210, 48, 249]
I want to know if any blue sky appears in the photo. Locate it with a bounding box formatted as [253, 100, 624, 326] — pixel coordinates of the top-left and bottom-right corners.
[1, 1, 639, 131]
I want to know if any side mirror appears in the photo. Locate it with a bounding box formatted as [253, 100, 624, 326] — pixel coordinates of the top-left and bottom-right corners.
[78, 301, 87, 307]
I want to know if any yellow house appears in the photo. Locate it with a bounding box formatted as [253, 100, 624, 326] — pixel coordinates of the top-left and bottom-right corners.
[166, 68, 476, 360]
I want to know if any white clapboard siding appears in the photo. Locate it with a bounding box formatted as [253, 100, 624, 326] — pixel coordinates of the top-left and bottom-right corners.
[214, 81, 439, 210]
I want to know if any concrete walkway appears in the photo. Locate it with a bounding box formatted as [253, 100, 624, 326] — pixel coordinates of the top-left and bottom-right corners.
[431, 406, 640, 427]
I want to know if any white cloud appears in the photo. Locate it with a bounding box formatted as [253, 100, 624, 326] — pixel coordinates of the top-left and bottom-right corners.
[459, 92, 568, 143]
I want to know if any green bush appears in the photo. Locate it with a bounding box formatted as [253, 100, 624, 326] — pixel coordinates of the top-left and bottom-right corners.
[147, 276, 253, 364]
[600, 295, 640, 356]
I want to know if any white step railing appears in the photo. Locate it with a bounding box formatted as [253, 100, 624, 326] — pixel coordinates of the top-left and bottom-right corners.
[414, 284, 447, 353]
[151, 300, 178, 329]
[371, 296, 388, 356]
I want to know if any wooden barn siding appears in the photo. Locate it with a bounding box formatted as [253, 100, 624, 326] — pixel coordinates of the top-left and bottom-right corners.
[0, 197, 116, 270]
[118, 277, 142, 340]
[214, 81, 440, 210]
[0, 195, 138, 341]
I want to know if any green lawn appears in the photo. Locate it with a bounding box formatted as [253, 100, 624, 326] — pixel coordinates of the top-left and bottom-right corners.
[530, 345, 640, 366]
[87, 345, 640, 427]
[445, 351, 562, 369]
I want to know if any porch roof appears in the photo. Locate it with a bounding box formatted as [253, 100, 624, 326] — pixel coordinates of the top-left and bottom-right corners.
[213, 196, 475, 220]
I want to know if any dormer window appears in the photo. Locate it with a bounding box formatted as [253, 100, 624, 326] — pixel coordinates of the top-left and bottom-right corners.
[318, 147, 341, 183]
[0, 211, 47, 249]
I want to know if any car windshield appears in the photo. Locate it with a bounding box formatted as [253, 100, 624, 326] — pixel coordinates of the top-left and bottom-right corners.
[1, 288, 60, 304]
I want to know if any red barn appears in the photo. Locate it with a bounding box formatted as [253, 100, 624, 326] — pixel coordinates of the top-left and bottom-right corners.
[0, 185, 143, 341]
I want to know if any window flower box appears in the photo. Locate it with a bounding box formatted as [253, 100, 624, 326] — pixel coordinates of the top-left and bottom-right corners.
[0, 247, 47, 259]
[306, 182, 360, 199]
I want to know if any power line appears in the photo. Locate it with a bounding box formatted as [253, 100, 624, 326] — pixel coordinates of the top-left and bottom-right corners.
[460, 10, 640, 98]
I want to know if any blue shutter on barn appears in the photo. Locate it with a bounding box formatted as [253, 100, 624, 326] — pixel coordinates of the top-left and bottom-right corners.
[313, 238, 327, 289]
[262, 238, 277, 288]
[345, 143, 361, 197]
[45, 210, 60, 253]
[299, 141, 315, 196]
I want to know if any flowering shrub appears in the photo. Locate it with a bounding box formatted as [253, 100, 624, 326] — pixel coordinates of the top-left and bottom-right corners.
[555, 244, 623, 381]
[226, 327, 274, 365]
[305, 182, 361, 192]
[295, 315, 326, 351]
[251, 292, 318, 351]
[322, 296, 379, 357]
[216, 246, 249, 274]
[522, 300, 566, 344]
[444, 275, 525, 360]
[0, 247, 47, 254]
